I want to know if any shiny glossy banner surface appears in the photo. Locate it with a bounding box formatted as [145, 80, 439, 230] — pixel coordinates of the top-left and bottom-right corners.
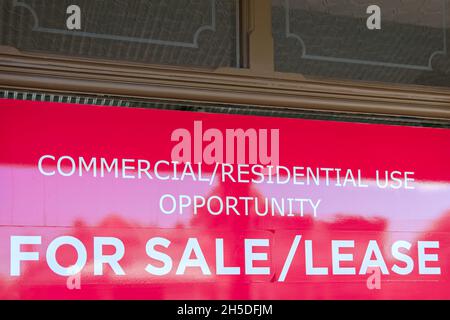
[0, 99, 449, 299]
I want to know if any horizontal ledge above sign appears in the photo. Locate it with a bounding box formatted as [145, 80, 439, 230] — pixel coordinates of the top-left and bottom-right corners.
[0, 46, 449, 120]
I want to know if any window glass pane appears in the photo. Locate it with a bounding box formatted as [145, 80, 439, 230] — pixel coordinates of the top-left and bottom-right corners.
[272, 0, 450, 87]
[0, 0, 238, 68]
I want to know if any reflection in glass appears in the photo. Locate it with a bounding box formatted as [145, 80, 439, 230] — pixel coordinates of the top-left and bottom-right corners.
[0, 0, 238, 68]
[272, 0, 450, 87]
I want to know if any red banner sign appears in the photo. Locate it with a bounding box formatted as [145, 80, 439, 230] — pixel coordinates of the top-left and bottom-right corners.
[0, 99, 449, 299]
